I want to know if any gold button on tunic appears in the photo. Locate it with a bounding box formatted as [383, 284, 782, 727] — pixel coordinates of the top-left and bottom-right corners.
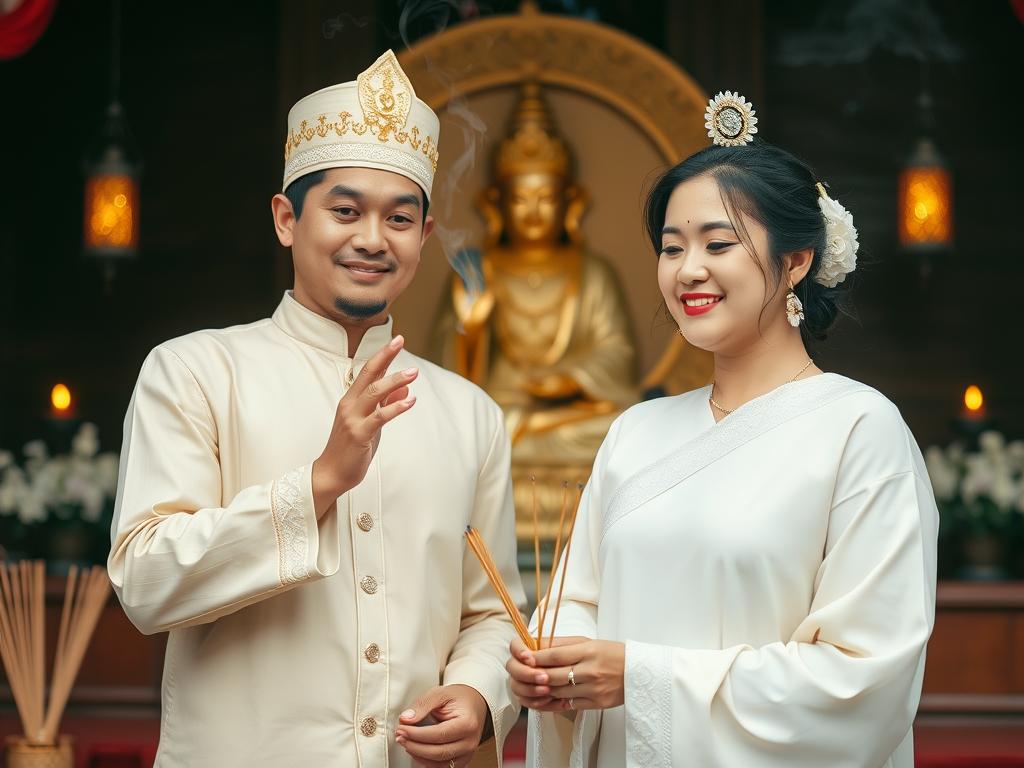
[364, 643, 381, 663]
[357, 513, 374, 532]
[360, 575, 378, 594]
[360, 716, 377, 737]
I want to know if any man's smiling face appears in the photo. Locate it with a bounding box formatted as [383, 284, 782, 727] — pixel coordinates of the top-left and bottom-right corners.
[274, 166, 433, 328]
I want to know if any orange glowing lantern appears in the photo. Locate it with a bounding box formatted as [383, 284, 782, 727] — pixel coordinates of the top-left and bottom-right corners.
[898, 138, 952, 249]
[83, 103, 141, 267]
[83, 1, 140, 277]
[84, 171, 138, 252]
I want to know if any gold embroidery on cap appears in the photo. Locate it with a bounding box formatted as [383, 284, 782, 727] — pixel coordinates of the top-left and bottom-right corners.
[357, 50, 411, 142]
[284, 112, 438, 172]
[283, 52, 438, 172]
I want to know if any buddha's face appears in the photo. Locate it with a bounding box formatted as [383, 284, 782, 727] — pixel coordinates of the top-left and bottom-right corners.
[501, 172, 566, 247]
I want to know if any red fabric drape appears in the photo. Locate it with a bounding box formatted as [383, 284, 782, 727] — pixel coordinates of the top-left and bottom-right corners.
[0, 0, 57, 60]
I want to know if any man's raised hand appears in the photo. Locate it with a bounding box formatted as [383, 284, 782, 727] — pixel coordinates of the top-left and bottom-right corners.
[312, 335, 417, 516]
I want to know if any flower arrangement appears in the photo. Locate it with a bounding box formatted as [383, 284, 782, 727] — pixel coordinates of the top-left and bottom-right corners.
[925, 430, 1024, 578]
[0, 424, 119, 566]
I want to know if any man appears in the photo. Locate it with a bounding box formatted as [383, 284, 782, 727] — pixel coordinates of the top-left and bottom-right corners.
[108, 50, 524, 768]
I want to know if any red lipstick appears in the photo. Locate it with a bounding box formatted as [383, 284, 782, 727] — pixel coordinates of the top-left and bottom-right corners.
[680, 293, 724, 317]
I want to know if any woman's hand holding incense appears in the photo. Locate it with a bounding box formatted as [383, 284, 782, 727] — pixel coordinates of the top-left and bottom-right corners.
[312, 335, 418, 517]
[508, 636, 625, 712]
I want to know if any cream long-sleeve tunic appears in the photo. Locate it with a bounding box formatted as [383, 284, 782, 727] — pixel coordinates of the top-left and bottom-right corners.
[108, 292, 524, 768]
[528, 374, 938, 768]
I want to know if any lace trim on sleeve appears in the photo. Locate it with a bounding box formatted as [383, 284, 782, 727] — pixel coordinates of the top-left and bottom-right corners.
[270, 467, 311, 585]
[625, 640, 673, 768]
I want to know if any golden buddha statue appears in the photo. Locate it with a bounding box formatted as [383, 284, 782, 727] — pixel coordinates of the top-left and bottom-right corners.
[430, 82, 638, 523]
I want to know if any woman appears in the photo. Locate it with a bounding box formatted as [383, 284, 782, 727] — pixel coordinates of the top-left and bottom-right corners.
[507, 92, 938, 768]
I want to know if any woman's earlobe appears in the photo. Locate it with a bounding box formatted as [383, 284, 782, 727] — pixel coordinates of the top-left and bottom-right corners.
[787, 248, 815, 284]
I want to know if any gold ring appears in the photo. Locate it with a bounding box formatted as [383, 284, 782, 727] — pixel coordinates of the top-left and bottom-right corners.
[568, 666, 576, 686]
[569, 698, 575, 710]
[449, 761, 456, 768]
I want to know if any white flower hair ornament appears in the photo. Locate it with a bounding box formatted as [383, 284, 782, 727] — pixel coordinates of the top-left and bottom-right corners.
[814, 182, 859, 288]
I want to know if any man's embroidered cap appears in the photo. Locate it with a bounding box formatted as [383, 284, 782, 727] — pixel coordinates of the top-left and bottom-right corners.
[282, 50, 440, 200]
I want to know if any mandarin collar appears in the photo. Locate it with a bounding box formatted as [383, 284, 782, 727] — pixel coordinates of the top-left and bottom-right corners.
[272, 291, 393, 360]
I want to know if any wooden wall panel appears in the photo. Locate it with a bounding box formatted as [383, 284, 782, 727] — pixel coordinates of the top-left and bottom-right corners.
[924, 612, 1013, 694]
[921, 582, 1024, 714]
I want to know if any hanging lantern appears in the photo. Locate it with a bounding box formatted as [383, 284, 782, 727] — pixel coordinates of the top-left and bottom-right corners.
[898, 136, 952, 250]
[83, 102, 140, 261]
[82, 0, 140, 279]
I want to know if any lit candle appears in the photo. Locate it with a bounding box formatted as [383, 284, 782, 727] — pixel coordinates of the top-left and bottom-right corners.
[50, 383, 74, 419]
[962, 385, 985, 421]
[952, 384, 992, 446]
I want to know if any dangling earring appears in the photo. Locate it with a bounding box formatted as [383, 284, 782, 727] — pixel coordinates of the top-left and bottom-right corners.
[786, 278, 805, 328]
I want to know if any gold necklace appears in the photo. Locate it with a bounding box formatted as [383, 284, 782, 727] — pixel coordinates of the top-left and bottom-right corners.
[709, 359, 815, 416]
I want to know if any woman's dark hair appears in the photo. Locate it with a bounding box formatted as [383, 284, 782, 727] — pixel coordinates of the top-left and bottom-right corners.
[643, 140, 850, 343]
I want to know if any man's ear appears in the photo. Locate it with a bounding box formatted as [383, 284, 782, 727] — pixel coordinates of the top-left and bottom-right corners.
[421, 214, 435, 247]
[271, 193, 296, 247]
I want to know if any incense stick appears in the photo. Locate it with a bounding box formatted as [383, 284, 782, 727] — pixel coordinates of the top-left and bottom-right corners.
[465, 474, 584, 656]
[51, 565, 77, 716]
[464, 527, 536, 650]
[32, 561, 45, 737]
[0, 566, 32, 738]
[531, 476, 541, 650]
[42, 569, 108, 741]
[0, 562, 111, 746]
[0, 562, 43, 741]
[537, 481, 570, 641]
[548, 482, 583, 647]
[42, 566, 110, 743]
[467, 529, 533, 648]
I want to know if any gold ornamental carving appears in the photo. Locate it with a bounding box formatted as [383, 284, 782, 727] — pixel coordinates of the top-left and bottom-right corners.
[398, 4, 708, 162]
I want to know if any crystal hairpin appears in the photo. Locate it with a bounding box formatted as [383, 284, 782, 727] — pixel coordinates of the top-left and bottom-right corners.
[704, 91, 758, 147]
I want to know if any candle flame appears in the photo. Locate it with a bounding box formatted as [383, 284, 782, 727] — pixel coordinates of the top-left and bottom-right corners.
[51, 383, 72, 412]
[964, 385, 983, 412]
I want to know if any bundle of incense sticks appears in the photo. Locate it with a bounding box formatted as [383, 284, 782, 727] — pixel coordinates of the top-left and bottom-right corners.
[464, 478, 583, 652]
[0, 562, 110, 745]
[465, 525, 534, 648]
